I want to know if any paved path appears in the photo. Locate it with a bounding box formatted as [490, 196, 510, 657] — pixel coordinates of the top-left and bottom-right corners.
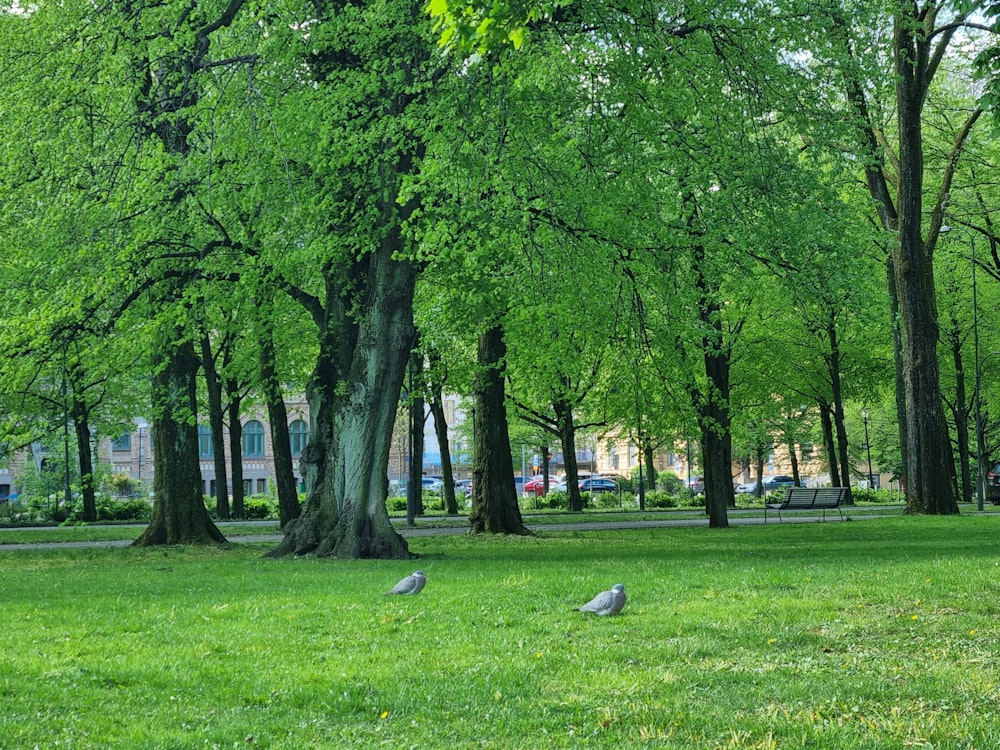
[0, 509, 900, 551]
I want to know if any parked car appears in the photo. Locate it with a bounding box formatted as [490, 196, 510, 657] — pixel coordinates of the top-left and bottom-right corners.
[579, 478, 619, 494]
[524, 476, 558, 496]
[988, 464, 1000, 504]
[687, 476, 705, 494]
[735, 476, 797, 495]
[455, 479, 472, 495]
[763, 475, 798, 491]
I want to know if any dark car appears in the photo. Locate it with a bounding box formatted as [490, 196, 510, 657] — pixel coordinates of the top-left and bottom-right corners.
[579, 478, 619, 494]
[988, 464, 1000, 505]
[762, 475, 798, 491]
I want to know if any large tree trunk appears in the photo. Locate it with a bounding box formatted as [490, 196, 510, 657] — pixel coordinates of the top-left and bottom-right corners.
[200, 334, 231, 519]
[134, 329, 225, 546]
[469, 324, 530, 535]
[268, 237, 417, 559]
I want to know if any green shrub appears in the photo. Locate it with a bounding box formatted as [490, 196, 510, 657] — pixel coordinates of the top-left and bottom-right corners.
[682, 492, 707, 508]
[591, 490, 623, 509]
[850, 487, 899, 504]
[655, 471, 686, 495]
[243, 495, 277, 519]
[537, 489, 569, 509]
[387, 495, 407, 512]
[91, 496, 151, 522]
[643, 491, 677, 509]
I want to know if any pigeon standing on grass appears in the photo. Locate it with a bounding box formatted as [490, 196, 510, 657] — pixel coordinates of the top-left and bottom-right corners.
[385, 570, 426, 595]
[576, 583, 626, 616]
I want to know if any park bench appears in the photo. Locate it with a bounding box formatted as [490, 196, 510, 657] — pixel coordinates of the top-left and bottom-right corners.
[764, 486, 846, 524]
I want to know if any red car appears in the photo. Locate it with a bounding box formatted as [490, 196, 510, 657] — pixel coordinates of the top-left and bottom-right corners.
[524, 477, 558, 496]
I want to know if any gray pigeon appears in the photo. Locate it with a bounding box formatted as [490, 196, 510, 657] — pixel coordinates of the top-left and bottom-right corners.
[576, 583, 626, 616]
[385, 570, 426, 595]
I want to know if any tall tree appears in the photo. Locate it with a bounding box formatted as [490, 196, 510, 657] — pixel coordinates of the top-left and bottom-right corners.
[469, 324, 530, 534]
[267, 0, 446, 558]
[826, 2, 983, 513]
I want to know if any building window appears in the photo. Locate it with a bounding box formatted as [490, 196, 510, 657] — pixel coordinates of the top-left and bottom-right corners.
[198, 424, 214, 458]
[801, 443, 814, 459]
[243, 420, 265, 457]
[609, 443, 619, 470]
[289, 419, 309, 457]
[111, 433, 131, 451]
[257, 478, 267, 494]
[244, 479, 252, 496]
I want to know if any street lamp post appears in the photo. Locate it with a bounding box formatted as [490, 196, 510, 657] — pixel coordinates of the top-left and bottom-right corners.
[861, 410, 875, 491]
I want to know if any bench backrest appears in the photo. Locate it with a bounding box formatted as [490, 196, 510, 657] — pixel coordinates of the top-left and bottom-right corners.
[782, 486, 845, 509]
[781, 488, 817, 509]
[811, 488, 846, 507]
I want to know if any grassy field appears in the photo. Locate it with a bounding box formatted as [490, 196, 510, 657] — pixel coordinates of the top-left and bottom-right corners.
[2, 516, 1000, 748]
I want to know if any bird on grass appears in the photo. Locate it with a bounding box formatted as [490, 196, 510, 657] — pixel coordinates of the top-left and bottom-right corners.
[576, 583, 626, 616]
[385, 570, 426, 595]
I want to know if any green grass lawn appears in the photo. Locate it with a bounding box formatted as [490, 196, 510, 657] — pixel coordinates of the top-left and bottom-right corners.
[3, 516, 1000, 748]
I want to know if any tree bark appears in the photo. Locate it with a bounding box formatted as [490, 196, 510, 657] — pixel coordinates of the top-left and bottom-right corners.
[70, 395, 97, 523]
[554, 397, 584, 512]
[227, 388, 245, 519]
[469, 324, 530, 535]
[406, 349, 425, 522]
[694, 244, 733, 527]
[259, 326, 301, 528]
[826, 318, 854, 504]
[700, 348, 734, 525]
[946, 305, 973, 502]
[199, 334, 231, 519]
[428, 391, 459, 515]
[268, 230, 417, 559]
[819, 400, 840, 487]
[894, 8, 958, 513]
[134, 327, 225, 546]
[887, 256, 909, 481]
